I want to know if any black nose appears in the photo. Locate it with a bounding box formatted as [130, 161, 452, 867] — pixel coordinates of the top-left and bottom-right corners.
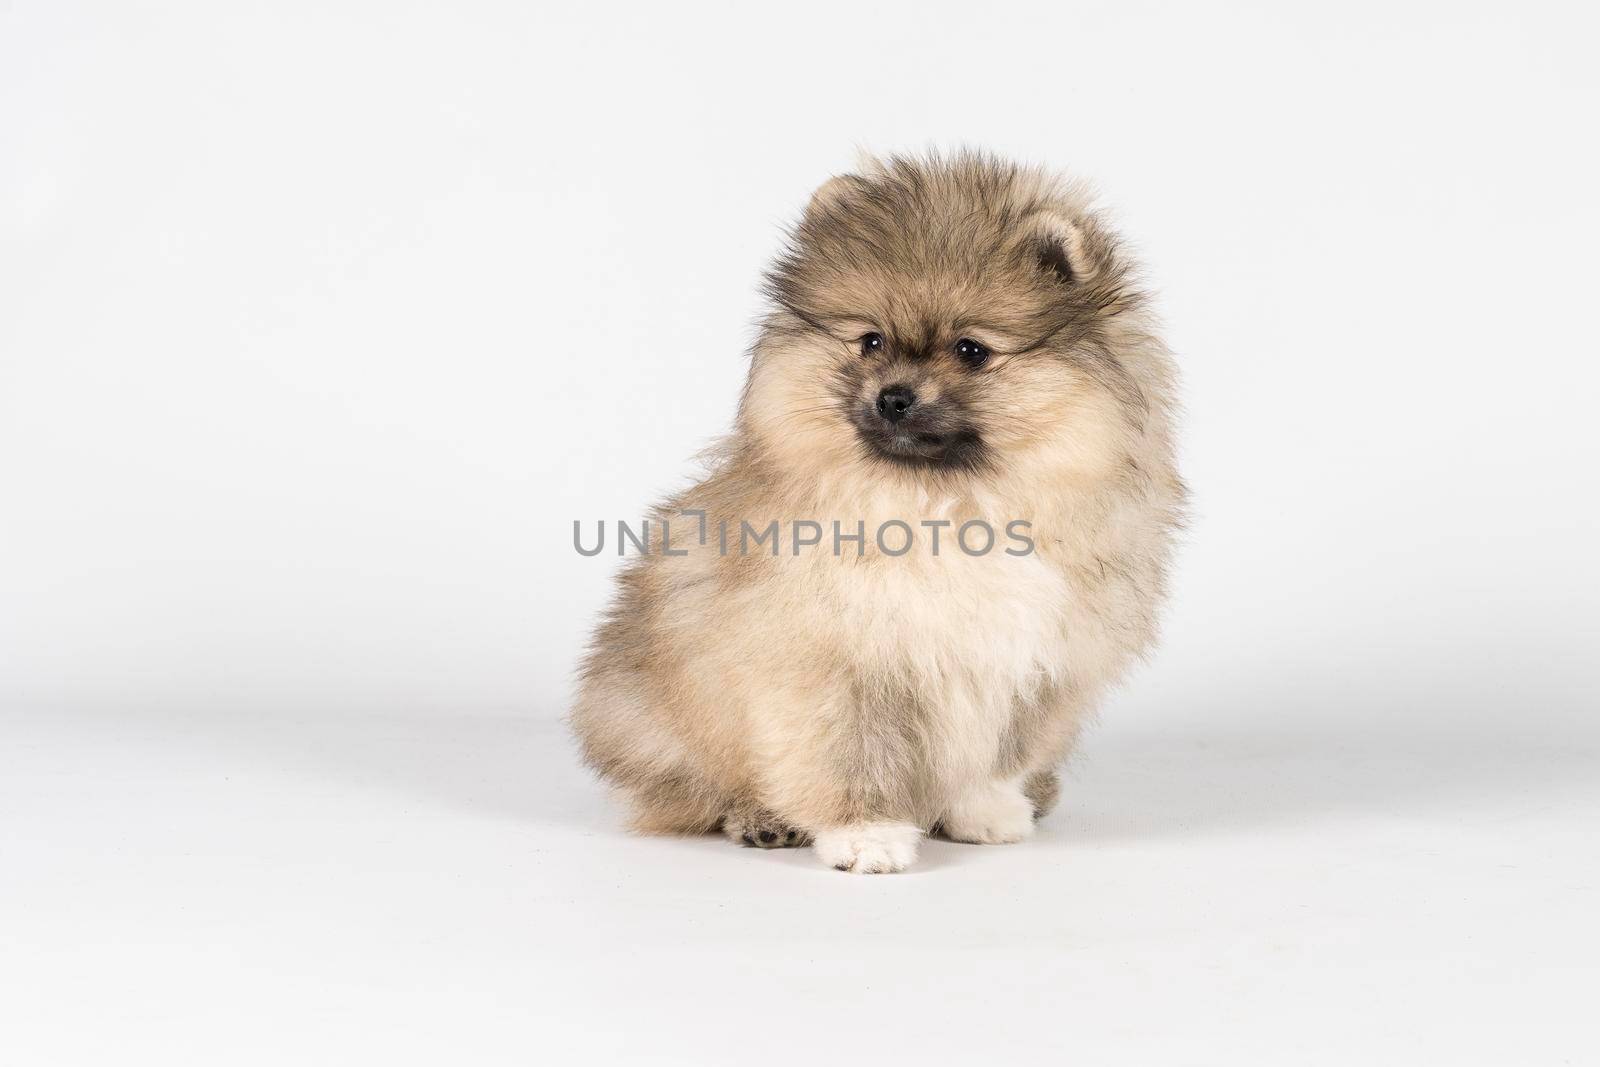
[876, 385, 917, 423]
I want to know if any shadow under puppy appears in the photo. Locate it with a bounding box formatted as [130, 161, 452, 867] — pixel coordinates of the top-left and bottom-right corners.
[572, 152, 1183, 873]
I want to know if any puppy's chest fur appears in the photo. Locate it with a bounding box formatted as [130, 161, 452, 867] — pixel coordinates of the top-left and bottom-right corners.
[772, 490, 1143, 697]
[822, 548, 1073, 694]
[775, 535, 1130, 787]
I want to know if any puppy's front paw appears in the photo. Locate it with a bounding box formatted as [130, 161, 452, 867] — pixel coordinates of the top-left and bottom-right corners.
[939, 780, 1035, 844]
[724, 808, 808, 849]
[812, 822, 921, 874]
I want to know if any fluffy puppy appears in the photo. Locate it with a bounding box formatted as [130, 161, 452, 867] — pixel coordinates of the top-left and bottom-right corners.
[572, 152, 1183, 873]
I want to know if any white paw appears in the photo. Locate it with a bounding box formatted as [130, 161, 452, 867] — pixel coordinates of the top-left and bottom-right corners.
[812, 821, 921, 874]
[939, 780, 1035, 844]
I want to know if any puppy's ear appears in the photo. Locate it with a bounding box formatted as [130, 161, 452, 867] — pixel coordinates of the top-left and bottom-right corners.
[852, 148, 890, 178]
[1026, 210, 1098, 286]
[806, 151, 887, 219]
[805, 173, 868, 219]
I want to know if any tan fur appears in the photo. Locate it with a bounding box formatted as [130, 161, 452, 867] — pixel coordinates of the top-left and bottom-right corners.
[571, 152, 1184, 873]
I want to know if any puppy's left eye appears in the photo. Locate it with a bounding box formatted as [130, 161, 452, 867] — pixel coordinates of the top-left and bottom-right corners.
[859, 332, 885, 356]
[955, 338, 990, 368]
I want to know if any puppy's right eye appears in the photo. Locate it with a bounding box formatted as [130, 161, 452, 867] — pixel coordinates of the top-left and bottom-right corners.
[859, 332, 885, 356]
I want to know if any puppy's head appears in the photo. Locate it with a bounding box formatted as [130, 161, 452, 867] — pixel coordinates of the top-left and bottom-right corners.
[742, 153, 1151, 488]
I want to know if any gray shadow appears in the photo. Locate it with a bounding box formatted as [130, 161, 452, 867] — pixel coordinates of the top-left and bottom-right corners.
[37, 649, 1599, 850]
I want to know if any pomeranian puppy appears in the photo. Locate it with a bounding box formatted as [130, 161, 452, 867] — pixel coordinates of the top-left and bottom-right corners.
[572, 152, 1183, 873]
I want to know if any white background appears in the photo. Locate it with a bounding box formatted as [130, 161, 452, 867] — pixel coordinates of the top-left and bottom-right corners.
[3, 2, 1597, 1064]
